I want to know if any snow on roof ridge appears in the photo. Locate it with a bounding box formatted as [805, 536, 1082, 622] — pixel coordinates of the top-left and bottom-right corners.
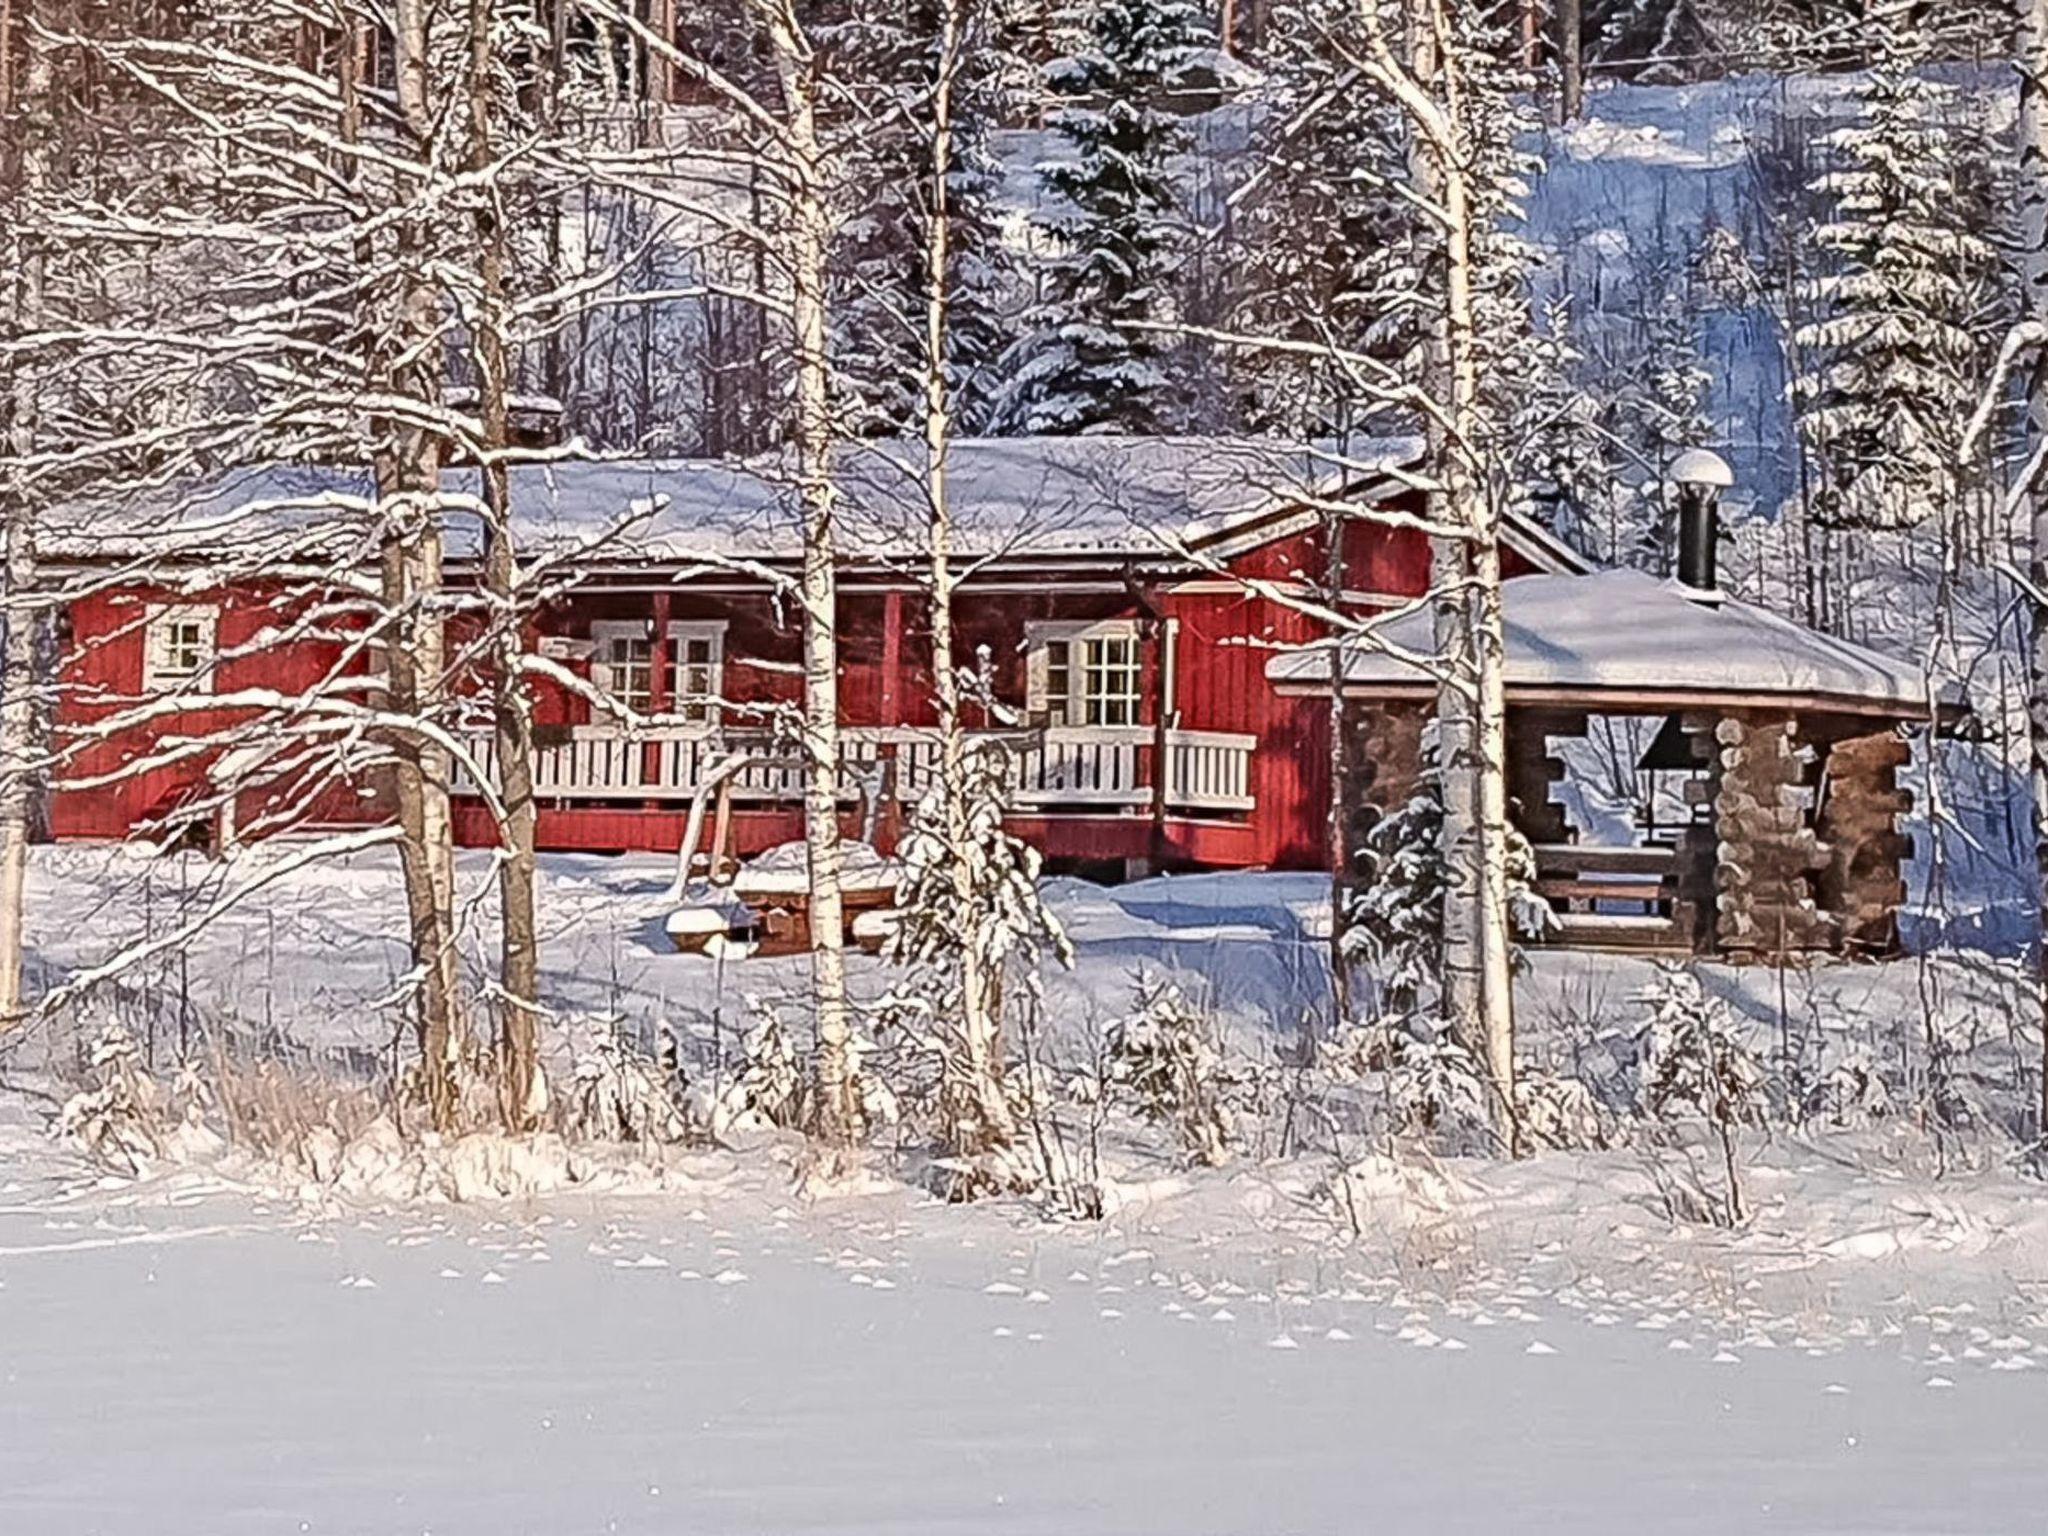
[1269, 568, 1935, 714]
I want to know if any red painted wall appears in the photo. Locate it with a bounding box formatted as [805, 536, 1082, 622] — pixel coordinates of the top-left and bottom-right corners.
[51, 484, 1551, 872]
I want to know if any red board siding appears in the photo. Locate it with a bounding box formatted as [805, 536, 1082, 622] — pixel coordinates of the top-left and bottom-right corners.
[53, 481, 1542, 876]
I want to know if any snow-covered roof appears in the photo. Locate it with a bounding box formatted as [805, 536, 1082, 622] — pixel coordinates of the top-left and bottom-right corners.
[1267, 570, 1942, 716]
[53, 435, 1566, 572]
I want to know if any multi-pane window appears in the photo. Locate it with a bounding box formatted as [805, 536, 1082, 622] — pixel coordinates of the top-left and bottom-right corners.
[1079, 635, 1140, 727]
[1027, 622, 1147, 728]
[594, 626, 654, 715]
[589, 620, 724, 727]
[143, 605, 218, 693]
[670, 626, 723, 726]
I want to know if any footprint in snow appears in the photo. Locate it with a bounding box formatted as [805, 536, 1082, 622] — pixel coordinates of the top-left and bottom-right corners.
[481, 1270, 507, 1285]
[712, 1269, 748, 1286]
[1525, 1341, 1557, 1356]
[983, 1281, 1023, 1296]
[438, 1268, 463, 1280]
[615, 1254, 668, 1270]
[1926, 1376, 1955, 1390]
[1267, 1335, 1300, 1350]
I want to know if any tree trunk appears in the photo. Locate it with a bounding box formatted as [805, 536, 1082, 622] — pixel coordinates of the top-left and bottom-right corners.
[468, 0, 544, 1131]
[383, 0, 464, 1128]
[1558, 0, 1583, 121]
[2019, 0, 2048, 1142]
[0, 20, 49, 1031]
[1409, 1, 1518, 1148]
[768, 20, 858, 1148]
[923, 0, 1016, 1157]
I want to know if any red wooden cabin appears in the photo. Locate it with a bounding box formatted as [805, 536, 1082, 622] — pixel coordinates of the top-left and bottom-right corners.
[45, 437, 1581, 877]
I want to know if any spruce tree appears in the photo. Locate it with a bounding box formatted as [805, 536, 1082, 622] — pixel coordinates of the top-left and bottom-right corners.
[1793, 11, 1995, 532]
[997, 0, 1207, 434]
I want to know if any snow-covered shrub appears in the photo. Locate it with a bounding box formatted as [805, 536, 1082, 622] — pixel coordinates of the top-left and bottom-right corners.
[56, 1026, 164, 1172]
[1385, 1035, 1492, 1141]
[1804, 1045, 1896, 1128]
[563, 1021, 688, 1146]
[696, 997, 899, 1148]
[1515, 1068, 1611, 1151]
[1104, 977, 1236, 1167]
[1635, 967, 1770, 1224]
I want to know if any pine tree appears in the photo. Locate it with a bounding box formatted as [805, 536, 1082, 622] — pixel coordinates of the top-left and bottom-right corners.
[997, 0, 1207, 434]
[1793, 11, 1995, 533]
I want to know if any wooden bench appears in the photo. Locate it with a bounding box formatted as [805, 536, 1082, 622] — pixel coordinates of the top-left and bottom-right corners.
[1530, 843, 1689, 951]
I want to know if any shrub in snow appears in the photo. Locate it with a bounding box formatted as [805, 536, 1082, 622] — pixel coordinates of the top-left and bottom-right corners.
[1103, 977, 1236, 1167]
[1384, 1035, 1493, 1143]
[56, 1026, 164, 1173]
[1804, 1045, 1896, 1128]
[1515, 1068, 1612, 1152]
[563, 1021, 688, 1146]
[1635, 967, 1770, 1224]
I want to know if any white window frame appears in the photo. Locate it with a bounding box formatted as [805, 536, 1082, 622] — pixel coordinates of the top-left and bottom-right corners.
[1024, 619, 1146, 729]
[665, 620, 727, 730]
[589, 619, 655, 719]
[142, 603, 218, 694]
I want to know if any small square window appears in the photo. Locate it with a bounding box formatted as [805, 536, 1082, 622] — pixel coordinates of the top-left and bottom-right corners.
[143, 605, 217, 693]
[1082, 636, 1140, 727]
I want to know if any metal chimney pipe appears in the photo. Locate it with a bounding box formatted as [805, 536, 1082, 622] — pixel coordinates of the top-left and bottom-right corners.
[1666, 449, 1734, 597]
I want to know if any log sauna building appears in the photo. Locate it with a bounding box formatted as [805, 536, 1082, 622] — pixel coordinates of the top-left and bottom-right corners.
[1270, 454, 1955, 960]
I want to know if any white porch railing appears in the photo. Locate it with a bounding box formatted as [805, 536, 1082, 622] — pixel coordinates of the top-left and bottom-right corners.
[453, 724, 1256, 816]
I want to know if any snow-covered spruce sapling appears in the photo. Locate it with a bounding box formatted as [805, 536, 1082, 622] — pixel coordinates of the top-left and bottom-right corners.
[1103, 977, 1237, 1167]
[56, 1025, 165, 1173]
[1635, 967, 1771, 1225]
[1344, 739, 1556, 1018]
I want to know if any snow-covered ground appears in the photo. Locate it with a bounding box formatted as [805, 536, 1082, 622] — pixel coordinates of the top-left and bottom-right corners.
[9, 846, 2048, 1531]
[3, 1112, 2047, 1535]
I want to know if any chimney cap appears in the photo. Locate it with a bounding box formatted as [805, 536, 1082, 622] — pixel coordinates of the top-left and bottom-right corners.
[1666, 448, 1734, 490]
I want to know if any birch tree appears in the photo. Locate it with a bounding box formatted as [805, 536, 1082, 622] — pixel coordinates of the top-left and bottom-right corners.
[1351, 0, 1527, 1146]
[2015, 0, 2048, 1142]
[0, 15, 52, 1029]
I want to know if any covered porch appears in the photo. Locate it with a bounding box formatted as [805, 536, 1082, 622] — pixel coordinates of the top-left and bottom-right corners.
[453, 579, 1259, 868]
[1272, 571, 1953, 960]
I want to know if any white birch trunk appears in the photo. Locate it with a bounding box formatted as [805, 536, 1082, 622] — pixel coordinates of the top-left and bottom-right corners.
[0, 22, 49, 1029]
[2017, 0, 2048, 1140]
[924, 0, 1017, 1155]
[765, 14, 857, 1147]
[1404, 0, 1517, 1145]
[467, 0, 544, 1130]
[383, 0, 464, 1126]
